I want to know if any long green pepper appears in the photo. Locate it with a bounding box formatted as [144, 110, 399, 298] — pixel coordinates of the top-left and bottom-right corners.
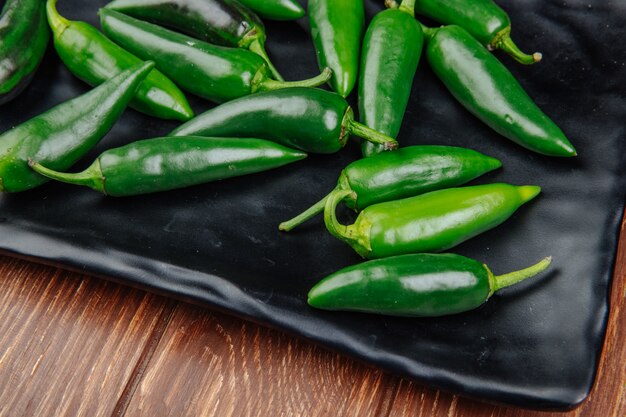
[104, 0, 284, 80]
[47, 0, 193, 122]
[279, 145, 502, 231]
[0, 0, 49, 104]
[308, 253, 552, 317]
[358, 0, 423, 156]
[99, 9, 331, 104]
[424, 25, 576, 157]
[29, 137, 307, 196]
[324, 183, 541, 259]
[0, 62, 154, 193]
[403, 0, 542, 65]
[169, 88, 399, 154]
[308, 0, 364, 97]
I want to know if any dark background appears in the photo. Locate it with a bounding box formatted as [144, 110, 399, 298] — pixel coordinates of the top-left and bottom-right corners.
[0, 0, 624, 409]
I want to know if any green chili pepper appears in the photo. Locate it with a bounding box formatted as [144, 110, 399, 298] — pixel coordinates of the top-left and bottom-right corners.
[308, 0, 364, 97]
[308, 253, 552, 317]
[237, 0, 305, 21]
[0, 61, 154, 193]
[29, 136, 306, 196]
[0, 0, 49, 105]
[99, 9, 330, 104]
[169, 87, 399, 154]
[46, 0, 192, 122]
[104, 0, 284, 81]
[358, 0, 423, 156]
[389, 0, 540, 65]
[279, 145, 501, 232]
[424, 25, 576, 157]
[325, 183, 540, 259]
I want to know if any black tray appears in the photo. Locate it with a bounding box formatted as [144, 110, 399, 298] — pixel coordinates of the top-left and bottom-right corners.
[1, 0, 624, 410]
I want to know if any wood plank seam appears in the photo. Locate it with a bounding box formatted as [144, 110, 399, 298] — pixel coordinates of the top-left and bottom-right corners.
[110, 298, 178, 417]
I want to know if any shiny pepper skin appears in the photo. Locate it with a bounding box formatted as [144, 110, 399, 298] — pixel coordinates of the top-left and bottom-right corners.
[47, 0, 193, 122]
[425, 25, 576, 157]
[0, 62, 154, 193]
[0, 0, 49, 104]
[237, 0, 305, 21]
[104, 0, 284, 80]
[99, 9, 331, 104]
[308, 253, 552, 317]
[29, 137, 307, 196]
[409, 0, 542, 65]
[324, 183, 541, 259]
[279, 145, 501, 232]
[358, 0, 423, 156]
[308, 0, 364, 96]
[169, 88, 398, 154]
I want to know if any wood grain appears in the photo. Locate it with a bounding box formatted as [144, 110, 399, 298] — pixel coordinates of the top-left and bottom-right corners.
[0, 215, 623, 417]
[121, 303, 396, 417]
[0, 257, 173, 417]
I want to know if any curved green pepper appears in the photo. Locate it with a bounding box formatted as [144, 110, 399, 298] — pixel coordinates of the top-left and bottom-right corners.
[0, 61, 154, 193]
[308, 253, 552, 317]
[169, 88, 398, 154]
[237, 0, 305, 21]
[308, 0, 364, 96]
[29, 136, 306, 196]
[99, 9, 330, 104]
[425, 25, 576, 157]
[104, 0, 284, 80]
[279, 145, 502, 231]
[0, 0, 49, 104]
[325, 183, 541, 259]
[406, 0, 542, 65]
[47, 0, 192, 122]
[359, 0, 423, 156]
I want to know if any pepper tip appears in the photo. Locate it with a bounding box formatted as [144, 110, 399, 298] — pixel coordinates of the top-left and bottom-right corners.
[518, 185, 541, 203]
[533, 52, 543, 63]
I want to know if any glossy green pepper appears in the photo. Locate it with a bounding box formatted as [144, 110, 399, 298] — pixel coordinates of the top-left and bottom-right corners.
[29, 136, 306, 196]
[279, 145, 501, 231]
[0, 61, 153, 193]
[325, 183, 541, 259]
[99, 9, 330, 103]
[358, 0, 423, 156]
[104, 0, 284, 80]
[425, 25, 576, 157]
[308, 253, 552, 317]
[308, 0, 364, 96]
[47, 0, 192, 122]
[237, 0, 305, 21]
[0, 0, 49, 104]
[395, 0, 542, 65]
[169, 88, 399, 154]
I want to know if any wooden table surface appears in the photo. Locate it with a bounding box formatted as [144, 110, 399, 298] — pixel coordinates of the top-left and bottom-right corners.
[0, 219, 624, 417]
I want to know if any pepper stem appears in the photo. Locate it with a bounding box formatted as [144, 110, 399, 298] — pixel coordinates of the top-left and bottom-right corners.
[492, 30, 542, 65]
[323, 189, 356, 241]
[349, 121, 399, 151]
[399, 0, 415, 16]
[491, 256, 552, 293]
[28, 159, 106, 194]
[248, 38, 284, 81]
[416, 21, 436, 40]
[279, 192, 331, 232]
[46, 0, 71, 36]
[259, 67, 332, 92]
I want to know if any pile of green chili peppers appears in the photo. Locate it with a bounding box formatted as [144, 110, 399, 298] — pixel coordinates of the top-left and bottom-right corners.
[0, 0, 569, 319]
